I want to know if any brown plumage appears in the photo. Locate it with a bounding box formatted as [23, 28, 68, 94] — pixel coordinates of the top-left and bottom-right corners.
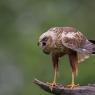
[38, 27, 95, 88]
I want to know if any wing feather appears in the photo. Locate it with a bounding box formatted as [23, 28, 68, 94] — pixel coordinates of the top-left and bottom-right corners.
[62, 31, 94, 54]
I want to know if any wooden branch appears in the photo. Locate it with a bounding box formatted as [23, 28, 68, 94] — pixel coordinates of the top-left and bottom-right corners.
[33, 79, 95, 95]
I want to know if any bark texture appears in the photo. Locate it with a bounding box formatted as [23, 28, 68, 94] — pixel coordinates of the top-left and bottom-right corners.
[33, 79, 95, 95]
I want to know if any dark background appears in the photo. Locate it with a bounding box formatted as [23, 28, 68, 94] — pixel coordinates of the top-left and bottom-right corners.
[0, 0, 95, 95]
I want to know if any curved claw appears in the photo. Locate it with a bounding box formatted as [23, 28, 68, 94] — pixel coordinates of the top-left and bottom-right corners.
[66, 83, 79, 89]
[47, 82, 57, 91]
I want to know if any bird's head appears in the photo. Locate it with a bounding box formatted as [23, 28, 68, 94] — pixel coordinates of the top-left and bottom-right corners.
[38, 31, 55, 55]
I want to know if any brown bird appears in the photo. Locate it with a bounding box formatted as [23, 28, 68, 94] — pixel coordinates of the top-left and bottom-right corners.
[38, 27, 95, 89]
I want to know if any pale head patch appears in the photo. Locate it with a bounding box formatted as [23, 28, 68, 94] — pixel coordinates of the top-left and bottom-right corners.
[39, 31, 56, 42]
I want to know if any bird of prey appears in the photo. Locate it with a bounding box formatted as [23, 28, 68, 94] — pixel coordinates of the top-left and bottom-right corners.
[38, 27, 95, 89]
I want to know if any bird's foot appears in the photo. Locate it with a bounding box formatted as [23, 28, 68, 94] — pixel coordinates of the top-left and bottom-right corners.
[47, 82, 57, 91]
[66, 83, 79, 89]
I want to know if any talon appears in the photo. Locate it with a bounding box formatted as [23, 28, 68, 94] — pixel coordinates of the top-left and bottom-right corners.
[47, 82, 57, 91]
[50, 82, 56, 91]
[66, 83, 79, 89]
[66, 72, 79, 89]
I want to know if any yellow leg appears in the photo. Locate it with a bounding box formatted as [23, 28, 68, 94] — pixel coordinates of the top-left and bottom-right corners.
[53, 68, 57, 85]
[47, 69, 57, 91]
[67, 72, 79, 89]
[72, 72, 74, 85]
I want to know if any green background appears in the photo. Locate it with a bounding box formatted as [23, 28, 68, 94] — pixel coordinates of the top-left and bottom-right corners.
[0, 0, 95, 95]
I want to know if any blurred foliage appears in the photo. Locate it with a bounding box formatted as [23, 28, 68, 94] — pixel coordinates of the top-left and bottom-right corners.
[0, 0, 95, 95]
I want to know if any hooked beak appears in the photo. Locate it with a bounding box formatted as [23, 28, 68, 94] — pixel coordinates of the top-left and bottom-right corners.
[43, 50, 50, 55]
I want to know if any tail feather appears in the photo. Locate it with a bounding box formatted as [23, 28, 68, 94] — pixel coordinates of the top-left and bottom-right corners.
[89, 40, 95, 54]
[89, 40, 95, 44]
[92, 48, 95, 54]
[78, 53, 90, 63]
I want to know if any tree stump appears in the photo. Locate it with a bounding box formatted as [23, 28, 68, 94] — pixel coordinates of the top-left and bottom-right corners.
[33, 79, 95, 95]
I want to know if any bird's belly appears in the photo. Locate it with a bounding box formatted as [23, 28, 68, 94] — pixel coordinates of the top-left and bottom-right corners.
[52, 47, 66, 54]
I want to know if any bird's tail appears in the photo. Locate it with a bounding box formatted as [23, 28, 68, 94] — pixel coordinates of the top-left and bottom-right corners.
[92, 48, 95, 54]
[89, 40, 95, 54]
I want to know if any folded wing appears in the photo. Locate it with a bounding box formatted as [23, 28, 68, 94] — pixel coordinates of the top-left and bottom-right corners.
[62, 31, 95, 54]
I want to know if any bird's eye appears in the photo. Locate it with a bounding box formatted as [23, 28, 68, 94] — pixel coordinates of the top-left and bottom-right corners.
[42, 37, 48, 41]
[42, 42, 46, 46]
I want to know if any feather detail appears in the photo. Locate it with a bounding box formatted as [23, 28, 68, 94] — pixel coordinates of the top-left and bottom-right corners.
[78, 53, 90, 63]
[68, 50, 78, 77]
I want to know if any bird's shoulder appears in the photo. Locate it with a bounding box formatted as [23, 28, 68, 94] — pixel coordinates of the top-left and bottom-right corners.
[48, 27, 77, 33]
